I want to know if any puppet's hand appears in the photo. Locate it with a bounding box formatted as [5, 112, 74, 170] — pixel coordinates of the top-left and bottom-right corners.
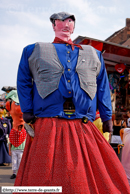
[23, 112, 36, 124]
[103, 119, 113, 133]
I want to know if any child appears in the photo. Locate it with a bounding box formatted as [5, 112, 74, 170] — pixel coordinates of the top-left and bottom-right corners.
[6, 90, 26, 179]
[9, 124, 26, 179]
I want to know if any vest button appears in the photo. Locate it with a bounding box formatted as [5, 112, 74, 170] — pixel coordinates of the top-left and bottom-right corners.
[68, 60, 70, 62]
[68, 69, 70, 71]
[66, 44, 68, 46]
[68, 91, 71, 94]
[68, 80, 70, 82]
[67, 51, 70, 53]
[68, 115, 71, 118]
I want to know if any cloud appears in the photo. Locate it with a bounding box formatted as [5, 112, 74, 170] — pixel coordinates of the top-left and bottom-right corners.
[56, 0, 102, 26]
[96, 5, 123, 14]
[0, 25, 32, 53]
[0, 6, 54, 93]
[0, 0, 129, 94]
[5, 6, 50, 27]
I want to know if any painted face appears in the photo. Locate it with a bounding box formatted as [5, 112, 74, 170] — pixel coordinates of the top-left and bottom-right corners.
[53, 18, 75, 39]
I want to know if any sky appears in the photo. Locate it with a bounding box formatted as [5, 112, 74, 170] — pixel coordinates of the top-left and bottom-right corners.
[0, 0, 130, 95]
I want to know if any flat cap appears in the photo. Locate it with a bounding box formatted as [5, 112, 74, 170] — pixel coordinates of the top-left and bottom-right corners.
[50, 12, 75, 24]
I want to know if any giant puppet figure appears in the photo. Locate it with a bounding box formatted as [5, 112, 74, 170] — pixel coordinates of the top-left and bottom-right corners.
[15, 12, 130, 193]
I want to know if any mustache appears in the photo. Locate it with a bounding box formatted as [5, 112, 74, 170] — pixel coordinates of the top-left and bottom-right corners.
[62, 28, 70, 31]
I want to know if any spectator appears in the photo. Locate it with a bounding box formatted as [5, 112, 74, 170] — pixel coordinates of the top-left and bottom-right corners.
[120, 127, 130, 185]
[9, 124, 26, 179]
[126, 109, 130, 127]
[5, 111, 13, 129]
[111, 112, 127, 144]
[0, 108, 11, 165]
[6, 90, 26, 179]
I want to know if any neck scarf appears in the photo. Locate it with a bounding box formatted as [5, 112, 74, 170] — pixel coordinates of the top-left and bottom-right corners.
[53, 37, 83, 51]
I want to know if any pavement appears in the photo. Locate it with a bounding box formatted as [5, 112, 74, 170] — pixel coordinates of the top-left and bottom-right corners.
[0, 163, 15, 194]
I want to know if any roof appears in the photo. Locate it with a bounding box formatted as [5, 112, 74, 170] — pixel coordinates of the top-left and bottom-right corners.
[122, 38, 130, 47]
[105, 27, 125, 42]
[73, 36, 130, 66]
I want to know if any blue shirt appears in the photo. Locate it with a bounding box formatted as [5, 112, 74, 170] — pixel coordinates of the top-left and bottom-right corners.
[17, 43, 112, 122]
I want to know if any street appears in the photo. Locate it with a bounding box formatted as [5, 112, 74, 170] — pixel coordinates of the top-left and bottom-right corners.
[0, 164, 15, 194]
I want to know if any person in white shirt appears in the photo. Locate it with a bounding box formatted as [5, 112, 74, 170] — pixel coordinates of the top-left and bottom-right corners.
[127, 110, 130, 127]
[120, 127, 130, 185]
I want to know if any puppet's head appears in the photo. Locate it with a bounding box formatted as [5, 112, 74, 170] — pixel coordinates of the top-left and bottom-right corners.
[5, 90, 24, 130]
[50, 12, 75, 41]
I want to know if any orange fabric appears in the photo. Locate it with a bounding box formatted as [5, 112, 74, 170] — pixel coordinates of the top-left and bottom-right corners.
[8, 101, 24, 130]
[5, 101, 11, 111]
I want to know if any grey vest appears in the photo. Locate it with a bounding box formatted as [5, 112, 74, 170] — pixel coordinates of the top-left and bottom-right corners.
[28, 42, 101, 100]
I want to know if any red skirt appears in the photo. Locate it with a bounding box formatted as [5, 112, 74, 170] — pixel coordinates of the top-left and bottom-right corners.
[14, 118, 130, 194]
